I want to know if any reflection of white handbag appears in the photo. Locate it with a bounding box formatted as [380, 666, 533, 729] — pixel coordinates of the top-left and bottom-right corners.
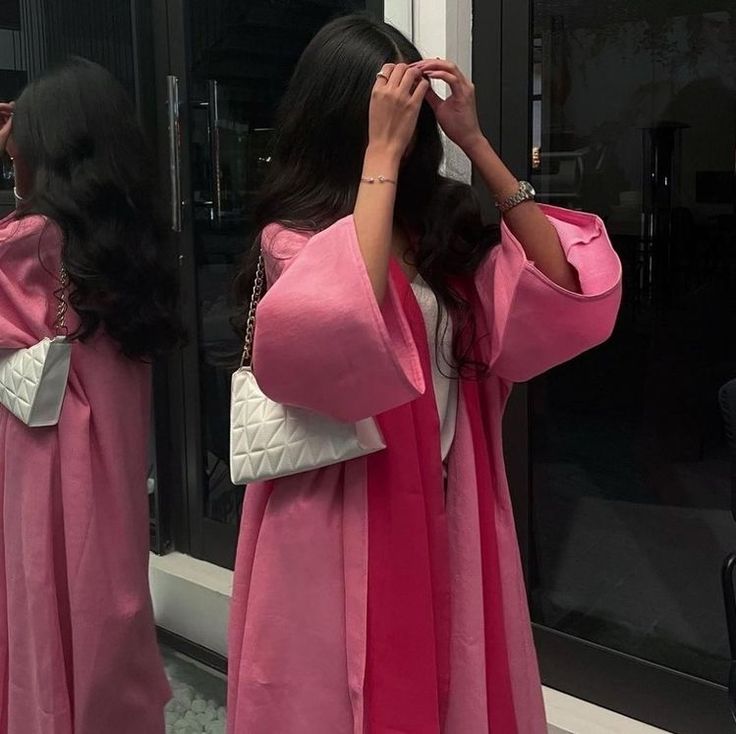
[0, 268, 71, 427]
[229, 253, 386, 485]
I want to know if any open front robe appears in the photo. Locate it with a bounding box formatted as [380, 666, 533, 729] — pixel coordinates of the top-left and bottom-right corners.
[0, 214, 170, 734]
[228, 205, 622, 734]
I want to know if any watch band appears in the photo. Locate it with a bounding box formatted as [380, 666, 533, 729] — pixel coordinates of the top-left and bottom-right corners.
[496, 181, 535, 214]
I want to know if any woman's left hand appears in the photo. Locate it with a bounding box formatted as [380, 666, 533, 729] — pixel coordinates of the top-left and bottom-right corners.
[0, 102, 14, 156]
[412, 59, 484, 154]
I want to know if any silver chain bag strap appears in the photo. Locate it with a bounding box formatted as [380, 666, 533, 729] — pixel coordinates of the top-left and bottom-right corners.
[229, 252, 386, 485]
[0, 266, 71, 427]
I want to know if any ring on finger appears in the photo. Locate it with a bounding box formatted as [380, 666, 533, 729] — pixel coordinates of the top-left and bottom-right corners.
[376, 72, 389, 81]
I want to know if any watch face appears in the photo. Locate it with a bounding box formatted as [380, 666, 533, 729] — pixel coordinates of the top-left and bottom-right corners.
[522, 180, 536, 197]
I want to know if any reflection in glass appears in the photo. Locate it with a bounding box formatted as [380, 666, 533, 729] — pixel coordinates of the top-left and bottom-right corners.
[0, 1, 24, 194]
[0, 0, 136, 192]
[530, 4, 735, 684]
[188, 1, 365, 528]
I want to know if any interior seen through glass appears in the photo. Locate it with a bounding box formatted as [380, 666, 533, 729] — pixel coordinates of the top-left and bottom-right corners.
[529, 1, 735, 684]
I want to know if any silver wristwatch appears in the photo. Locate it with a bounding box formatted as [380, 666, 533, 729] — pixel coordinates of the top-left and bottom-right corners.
[496, 180, 536, 214]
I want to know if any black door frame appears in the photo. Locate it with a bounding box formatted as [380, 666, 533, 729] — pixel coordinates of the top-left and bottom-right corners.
[115, 0, 187, 559]
[473, 2, 731, 732]
[152, 0, 238, 568]
[151, 0, 385, 569]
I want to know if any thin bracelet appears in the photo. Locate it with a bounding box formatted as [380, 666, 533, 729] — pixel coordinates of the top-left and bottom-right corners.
[360, 175, 397, 185]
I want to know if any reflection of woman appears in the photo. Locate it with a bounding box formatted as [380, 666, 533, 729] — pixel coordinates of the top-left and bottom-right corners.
[229, 15, 621, 734]
[0, 59, 181, 733]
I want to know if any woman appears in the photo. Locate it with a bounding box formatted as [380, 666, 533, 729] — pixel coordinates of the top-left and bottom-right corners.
[0, 59, 180, 733]
[229, 14, 621, 734]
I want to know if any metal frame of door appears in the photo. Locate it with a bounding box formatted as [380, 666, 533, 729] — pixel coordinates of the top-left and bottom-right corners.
[150, 0, 385, 569]
[115, 0, 185, 560]
[151, 0, 238, 567]
[473, 2, 731, 732]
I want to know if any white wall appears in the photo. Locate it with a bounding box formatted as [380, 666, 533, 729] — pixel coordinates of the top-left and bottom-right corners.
[384, 0, 413, 38]
[150, 552, 233, 657]
[385, 0, 471, 72]
[384, 0, 473, 182]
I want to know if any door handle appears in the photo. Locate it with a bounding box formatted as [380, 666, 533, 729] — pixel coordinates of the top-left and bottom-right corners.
[718, 380, 736, 521]
[167, 75, 183, 232]
[721, 554, 736, 723]
[208, 80, 223, 227]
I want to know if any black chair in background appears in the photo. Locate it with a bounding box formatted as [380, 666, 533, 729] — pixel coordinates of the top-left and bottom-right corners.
[719, 378, 736, 722]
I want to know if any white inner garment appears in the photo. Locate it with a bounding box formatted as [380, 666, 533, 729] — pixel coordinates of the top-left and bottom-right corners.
[410, 275, 458, 462]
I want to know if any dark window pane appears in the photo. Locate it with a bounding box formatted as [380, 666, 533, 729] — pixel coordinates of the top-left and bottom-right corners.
[530, 3, 735, 685]
[0, 0, 20, 30]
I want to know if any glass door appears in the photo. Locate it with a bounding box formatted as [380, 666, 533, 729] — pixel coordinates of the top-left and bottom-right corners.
[476, 1, 736, 732]
[0, 2, 165, 538]
[162, 0, 382, 568]
[0, 0, 24, 216]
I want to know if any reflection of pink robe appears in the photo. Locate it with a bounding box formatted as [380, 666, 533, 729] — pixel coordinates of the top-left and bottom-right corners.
[0, 215, 170, 734]
[228, 205, 622, 734]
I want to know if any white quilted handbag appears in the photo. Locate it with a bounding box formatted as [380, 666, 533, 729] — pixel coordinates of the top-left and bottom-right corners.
[229, 253, 386, 485]
[0, 268, 71, 427]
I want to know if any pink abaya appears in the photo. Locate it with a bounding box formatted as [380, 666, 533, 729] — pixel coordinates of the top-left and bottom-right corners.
[228, 204, 622, 733]
[0, 214, 170, 734]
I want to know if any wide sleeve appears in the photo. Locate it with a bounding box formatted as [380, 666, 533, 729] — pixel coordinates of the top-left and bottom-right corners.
[0, 213, 64, 349]
[252, 215, 425, 422]
[477, 203, 622, 383]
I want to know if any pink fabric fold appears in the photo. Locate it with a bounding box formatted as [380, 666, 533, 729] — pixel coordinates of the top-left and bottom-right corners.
[0, 215, 63, 348]
[365, 259, 450, 733]
[463, 374, 519, 734]
[255, 217, 425, 422]
[478, 203, 622, 382]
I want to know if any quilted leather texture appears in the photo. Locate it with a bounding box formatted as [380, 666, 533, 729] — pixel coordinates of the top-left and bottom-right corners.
[230, 366, 386, 484]
[0, 337, 71, 427]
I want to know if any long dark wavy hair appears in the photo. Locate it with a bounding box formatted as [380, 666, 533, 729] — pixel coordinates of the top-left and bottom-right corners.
[12, 57, 183, 359]
[234, 14, 498, 375]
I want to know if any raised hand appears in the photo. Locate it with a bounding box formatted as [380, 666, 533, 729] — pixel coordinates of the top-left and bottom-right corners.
[368, 63, 430, 160]
[411, 59, 484, 154]
[0, 102, 14, 156]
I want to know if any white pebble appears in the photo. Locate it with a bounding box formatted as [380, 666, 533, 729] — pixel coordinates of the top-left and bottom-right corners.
[173, 689, 194, 706]
[198, 709, 216, 724]
[165, 677, 225, 734]
[191, 698, 207, 713]
[167, 701, 186, 716]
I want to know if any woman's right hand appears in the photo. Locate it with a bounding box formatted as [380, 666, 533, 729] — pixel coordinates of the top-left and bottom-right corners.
[367, 63, 429, 160]
[356, 65, 427, 303]
[0, 102, 14, 156]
